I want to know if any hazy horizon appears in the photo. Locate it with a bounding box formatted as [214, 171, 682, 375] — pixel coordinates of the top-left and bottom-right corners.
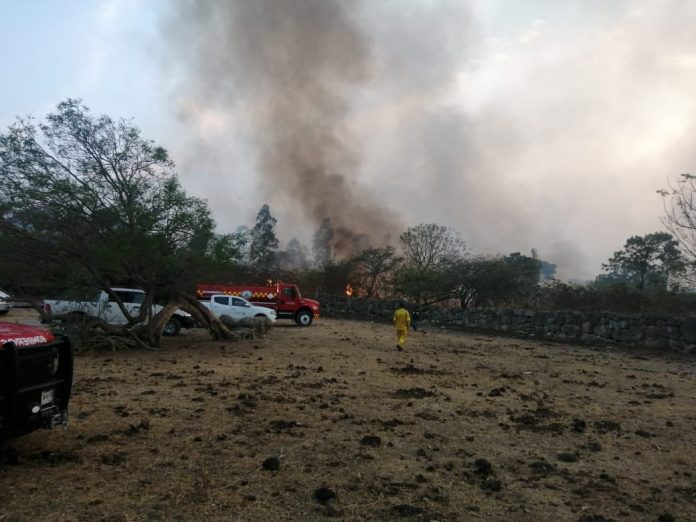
[2, 0, 695, 280]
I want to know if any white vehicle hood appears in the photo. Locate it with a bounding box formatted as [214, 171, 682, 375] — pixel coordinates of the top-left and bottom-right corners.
[252, 306, 276, 316]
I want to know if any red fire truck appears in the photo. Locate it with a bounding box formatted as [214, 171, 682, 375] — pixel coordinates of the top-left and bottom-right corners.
[196, 282, 320, 326]
[0, 323, 72, 440]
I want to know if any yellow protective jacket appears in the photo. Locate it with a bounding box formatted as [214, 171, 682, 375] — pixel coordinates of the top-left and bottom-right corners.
[393, 308, 411, 330]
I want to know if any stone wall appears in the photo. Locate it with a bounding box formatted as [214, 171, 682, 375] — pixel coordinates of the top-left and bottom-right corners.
[319, 295, 696, 354]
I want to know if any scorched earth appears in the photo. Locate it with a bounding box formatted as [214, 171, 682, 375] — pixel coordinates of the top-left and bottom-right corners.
[1, 312, 695, 521]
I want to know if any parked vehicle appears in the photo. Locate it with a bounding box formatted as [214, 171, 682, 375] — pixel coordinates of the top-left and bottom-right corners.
[43, 288, 195, 336]
[201, 294, 277, 322]
[0, 289, 13, 316]
[196, 282, 320, 326]
[0, 323, 72, 440]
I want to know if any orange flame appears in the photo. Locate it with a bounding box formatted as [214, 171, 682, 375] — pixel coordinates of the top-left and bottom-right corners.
[345, 283, 353, 297]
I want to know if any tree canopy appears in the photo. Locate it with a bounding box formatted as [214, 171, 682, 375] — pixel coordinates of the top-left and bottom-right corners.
[0, 99, 230, 345]
[399, 223, 464, 273]
[352, 246, 402, 297]
[599, 232, 684, 290]
[393, 224, 469, 304]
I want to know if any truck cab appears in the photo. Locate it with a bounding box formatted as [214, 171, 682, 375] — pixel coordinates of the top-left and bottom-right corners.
[204, 294, 277, 322]
[276, 283, 319, 325]
[101, 288, 146, 325]
[0, 323, 72, 440]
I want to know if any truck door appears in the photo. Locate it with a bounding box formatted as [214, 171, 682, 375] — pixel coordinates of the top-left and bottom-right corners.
[103, 292, 126, 324]
[94, 291, 110, 320]
[126, 291, 145, 321]
[106, 290, 142, 324]
[278, 285, 298, 317]
[230, 297, 252, 319]
[211, 295, 231, 317]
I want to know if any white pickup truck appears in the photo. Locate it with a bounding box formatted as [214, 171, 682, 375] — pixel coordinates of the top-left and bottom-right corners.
[201, 294, 277, 322]
[43, 288, 195, 336]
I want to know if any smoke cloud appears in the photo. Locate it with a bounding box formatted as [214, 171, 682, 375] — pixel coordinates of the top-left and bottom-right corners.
[163, 0, 401, 255]
[161, 0, 696, 279]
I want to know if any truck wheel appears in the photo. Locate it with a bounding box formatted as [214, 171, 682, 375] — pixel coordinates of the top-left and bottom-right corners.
[295, 310, 313, 326]
[163, 317, 181, 336]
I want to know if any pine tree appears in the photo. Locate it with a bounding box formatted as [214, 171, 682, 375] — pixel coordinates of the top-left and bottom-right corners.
[312, 218, 334, 266]
[249, 204, 279, 272]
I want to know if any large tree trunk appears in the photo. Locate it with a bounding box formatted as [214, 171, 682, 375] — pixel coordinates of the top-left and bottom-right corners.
[137, 293, 238, 346]
[52, 313, 154, 352]
[40, 293, 241, 350]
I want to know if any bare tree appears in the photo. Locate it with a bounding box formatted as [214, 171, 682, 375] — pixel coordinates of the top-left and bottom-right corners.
[352, 246, 402, 297]
[661, 174, 696, 254]
[399, 223, 465, 272]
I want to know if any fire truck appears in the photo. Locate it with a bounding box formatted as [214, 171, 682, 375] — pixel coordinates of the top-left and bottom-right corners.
[0, 323, 72, 440]
[196, 282, 320, 326]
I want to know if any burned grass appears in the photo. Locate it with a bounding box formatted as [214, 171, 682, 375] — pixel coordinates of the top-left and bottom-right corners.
[1, 317, 696, 521]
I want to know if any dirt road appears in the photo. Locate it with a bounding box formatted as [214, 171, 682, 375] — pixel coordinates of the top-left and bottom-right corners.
[1, 313, 695, 521]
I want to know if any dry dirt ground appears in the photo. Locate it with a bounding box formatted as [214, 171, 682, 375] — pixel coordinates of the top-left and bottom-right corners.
[1, 311, 695, 522]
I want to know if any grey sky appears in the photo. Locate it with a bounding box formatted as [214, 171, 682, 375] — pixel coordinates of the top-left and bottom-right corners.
[2, 0, 695, 279]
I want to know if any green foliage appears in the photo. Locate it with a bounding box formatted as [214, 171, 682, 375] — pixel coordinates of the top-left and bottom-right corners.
[392, 265, 449, 305]
[201, 227, 255, 285]
[600, 232, 685, 290]
[445, 257, 505, 308]
[391, 223, 466, 304]
[0, 99, 214, 301]
[304, 259, 356, 295]
[441, 253, 540, 308]
[503, 252, 541, 290]
[208, 227, 249, 265]
[535, 280, 696, 317]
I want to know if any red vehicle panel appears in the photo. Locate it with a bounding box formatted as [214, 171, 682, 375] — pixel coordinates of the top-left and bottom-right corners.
[0, 322, 56, 347]
[0, 323, 72, 440]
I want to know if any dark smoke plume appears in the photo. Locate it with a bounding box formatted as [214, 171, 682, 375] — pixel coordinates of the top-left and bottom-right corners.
[162, 1, 688, 280]
[164, 0, 401, 255]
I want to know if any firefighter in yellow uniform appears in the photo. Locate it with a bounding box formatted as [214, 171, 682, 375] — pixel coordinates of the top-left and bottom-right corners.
[393, 302, 411, 351]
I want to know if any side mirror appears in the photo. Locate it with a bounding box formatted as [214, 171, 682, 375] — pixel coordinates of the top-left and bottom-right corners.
[245, 303, 251, 308]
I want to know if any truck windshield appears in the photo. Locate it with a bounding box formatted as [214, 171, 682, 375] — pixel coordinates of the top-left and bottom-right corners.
[282, 287, 297, 299]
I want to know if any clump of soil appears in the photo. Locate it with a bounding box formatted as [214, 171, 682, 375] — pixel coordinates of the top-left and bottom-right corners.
[393, 387, 436, 399]
[313, 487, 336, 505]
